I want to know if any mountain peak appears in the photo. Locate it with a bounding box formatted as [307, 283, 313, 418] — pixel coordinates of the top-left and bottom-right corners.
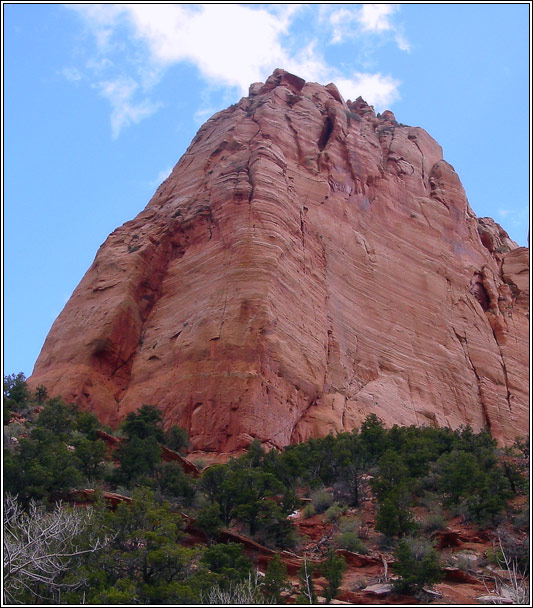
[29, 72, 529, 456]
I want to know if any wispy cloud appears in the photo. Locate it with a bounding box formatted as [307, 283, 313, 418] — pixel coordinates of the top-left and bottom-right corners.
[95, 76, 161, 139]
[497, 206, 529, 226]
[60, 67, 83, 82]
[497, 206, 529, 245]
[67, 4, 407, 135]
[149, 166, 173, 189]
[326, 4, 410, 51]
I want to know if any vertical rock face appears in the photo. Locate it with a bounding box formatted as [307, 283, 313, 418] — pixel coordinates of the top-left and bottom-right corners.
[30, 69, 529, 454]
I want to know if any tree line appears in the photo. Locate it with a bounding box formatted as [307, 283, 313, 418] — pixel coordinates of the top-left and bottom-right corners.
[3, 372, 529, 604]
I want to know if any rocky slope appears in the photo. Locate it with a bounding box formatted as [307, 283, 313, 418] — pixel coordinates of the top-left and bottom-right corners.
[29, 69, 529, 454]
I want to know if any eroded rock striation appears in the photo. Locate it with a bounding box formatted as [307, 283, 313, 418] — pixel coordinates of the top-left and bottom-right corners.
[30, 69, 529, 454]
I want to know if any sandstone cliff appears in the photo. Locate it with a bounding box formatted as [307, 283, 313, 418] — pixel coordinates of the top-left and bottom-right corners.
[29, 69, 529, 454]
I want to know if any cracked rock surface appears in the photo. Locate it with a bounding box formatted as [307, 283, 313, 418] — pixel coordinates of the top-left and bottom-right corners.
[29, 69, 529, 454]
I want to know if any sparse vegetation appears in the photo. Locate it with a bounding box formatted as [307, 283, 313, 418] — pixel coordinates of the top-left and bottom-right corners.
[335, 531, 369, 554]
[311, 488, 334, 513]
[324, 503, 345, 522]
[3, 375, 529, 604]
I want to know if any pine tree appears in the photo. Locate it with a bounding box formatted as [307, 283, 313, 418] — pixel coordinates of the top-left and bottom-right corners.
[392, 538, 443, 594]
[320, 549, 346, 603]
[263, 554, 289, 603]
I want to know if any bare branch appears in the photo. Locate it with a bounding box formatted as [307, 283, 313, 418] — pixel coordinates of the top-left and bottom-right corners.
[3, 494, 106, 605]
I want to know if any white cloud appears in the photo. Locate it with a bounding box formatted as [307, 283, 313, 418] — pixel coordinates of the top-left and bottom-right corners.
[150, 166, 173, 188]
[395, 33, 411, 52]
[74, 4, 294, 94]
[95, 76, 161, 138]
[60, 67, 83, 82]
[336, 73, 401, 109]
[85, 57, 114, 72]
[326, 4, 410, 51]
[358, 4, 397, 33]
[68, 4, 404, 134]
[328, 8, 356, 44]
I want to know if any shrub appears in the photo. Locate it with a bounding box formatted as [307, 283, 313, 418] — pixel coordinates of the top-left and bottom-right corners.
[421, 510, 446, 534]
[392, 537, 443, 594]
[3, 373, 30, 412]
[320, 549, 347, 603]
[453, 552, 479, 574]
[202, 572, 270, 605]
[164, 425, 189, 453]
[512, 504, 530, 531]
[335, 532, 368, 554]
[201, 543, 253, 588]
[302, 504, 316, 519]
[375, 492, 417, 539]
[114, 435, 162, 484]
[262, 554, 289, 603]
[324, 503, 345, 522]
[121, 404, 164, 441]
[195, 504, 223, 541]
[494, 527, 530, 574]
[311, 489, 333, 514]
[338, 516, 359, 534]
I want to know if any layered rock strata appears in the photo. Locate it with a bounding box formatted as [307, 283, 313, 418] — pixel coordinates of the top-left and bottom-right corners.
[30, 69, 529, 453]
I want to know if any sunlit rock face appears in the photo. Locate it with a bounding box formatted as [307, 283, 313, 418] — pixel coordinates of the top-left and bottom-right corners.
[30, 69, 529, 454]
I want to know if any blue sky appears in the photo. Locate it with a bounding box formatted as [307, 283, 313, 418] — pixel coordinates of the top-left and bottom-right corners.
[3, 3, 530, 378]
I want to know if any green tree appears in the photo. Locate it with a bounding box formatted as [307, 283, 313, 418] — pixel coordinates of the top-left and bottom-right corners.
[228, 468, 283, 535]
[436, 448, 511, 524]
[73, 438, 107, 482]
[84, 488, 208, 604]
[320, 549, 347, 603]
[195, 503, 223, 543]
[36, 397, 79, 439]
[330, 431, 367, 507]
[372, 449, 411, 500]
[376, 497, 402, 539]
[201, 543, 252, 589]
[75, 410, 101, 439]
[437, 449, 482, 504]
[34, 385, 48, 404]
[6, 427, 83, 503]
[360, 413, 388, 463]
[262, 554, 289, 603]
[164, 425, 189, 453]
[241, 438, 266, 468]
[463, 467, 511, 525]
[501, 458, 527, 495]
[121, 404, 164, 441]
[148, 461, 196, 504]
[3, 373, 30, 411]
[200, 464, 234, 525]
[375, 484, 417, 539]
[114, 435, 161, 485]
[392, 537, 443, 594]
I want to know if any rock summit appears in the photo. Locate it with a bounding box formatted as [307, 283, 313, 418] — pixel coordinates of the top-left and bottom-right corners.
[30, 69, 529, 455]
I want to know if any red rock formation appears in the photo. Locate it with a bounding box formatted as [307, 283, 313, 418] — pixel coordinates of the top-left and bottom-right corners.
[29, 69, 529, 454]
